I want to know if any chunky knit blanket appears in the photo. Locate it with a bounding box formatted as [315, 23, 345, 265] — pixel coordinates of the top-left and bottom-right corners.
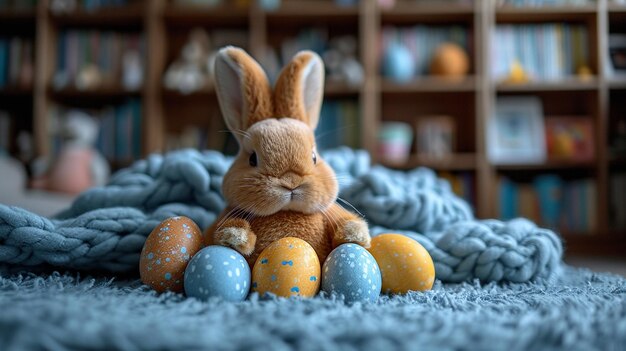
[0, 148, 562, 283]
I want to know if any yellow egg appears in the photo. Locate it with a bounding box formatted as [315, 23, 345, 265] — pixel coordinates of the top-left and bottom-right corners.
[368, 234, 435, 294]
[140, 216, 204, 293]
[252, 237, 321, 298]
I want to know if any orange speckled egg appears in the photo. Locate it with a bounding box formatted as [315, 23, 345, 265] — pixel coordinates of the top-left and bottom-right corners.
[140, 216, 204, 292]
[368, 234, 435, 294]
[252, 237, 321, 298]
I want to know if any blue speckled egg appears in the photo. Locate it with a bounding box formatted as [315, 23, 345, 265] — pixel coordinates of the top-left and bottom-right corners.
[321, 244, 382, 303]
[184, 246, 251, 302]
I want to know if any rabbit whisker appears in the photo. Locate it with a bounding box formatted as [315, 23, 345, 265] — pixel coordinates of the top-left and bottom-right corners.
[336, 197, 365, 218]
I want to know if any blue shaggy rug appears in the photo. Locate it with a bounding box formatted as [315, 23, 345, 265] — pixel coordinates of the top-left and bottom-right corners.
[0, 148, 624, 350]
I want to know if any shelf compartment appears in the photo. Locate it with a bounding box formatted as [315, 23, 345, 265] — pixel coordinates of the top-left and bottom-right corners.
[381, 1, 474, 24]
[496, 78, 599, 92]
[381, 76, 476, 93]
[495, 5, 597, 23]
[382, 153, 477, 171]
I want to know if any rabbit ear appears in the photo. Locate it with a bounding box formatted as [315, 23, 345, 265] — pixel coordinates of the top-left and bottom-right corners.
[274, 51, 325, 130]
[214, 46, 273, 139]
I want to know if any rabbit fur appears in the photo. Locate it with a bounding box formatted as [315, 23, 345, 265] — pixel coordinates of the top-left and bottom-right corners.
[205, 46, 371, 265]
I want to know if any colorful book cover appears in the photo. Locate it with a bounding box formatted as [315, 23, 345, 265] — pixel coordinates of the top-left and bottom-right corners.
[499, 177, 518, 220]
[545, 116, 594, 161]
[0, 40, 7, 87]
[534, 174, 563, 230]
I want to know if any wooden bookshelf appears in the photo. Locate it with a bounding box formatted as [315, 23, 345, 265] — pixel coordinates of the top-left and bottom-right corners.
[2, 0, 623, 254]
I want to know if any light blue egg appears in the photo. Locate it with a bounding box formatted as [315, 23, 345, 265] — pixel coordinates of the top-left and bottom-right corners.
[321, 244, 382, 303]
[184, 246, 251, 302]
[382, 43, 415, 83]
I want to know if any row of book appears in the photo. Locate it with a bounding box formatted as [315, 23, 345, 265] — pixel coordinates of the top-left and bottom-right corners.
[0, 37, 34, 89]
[492, 24, 589, 81]
[440, 172, 476, 210]
[496, 0, 591, 6]
[0, 0, 36, 10]
[48, 99, 142, 162]
[610, 173, 626, 230]
[164, 99, 360, 154]
[379, 25, 471, 76]
[498, 175, 597, 233]
[54, 30, 145, 90]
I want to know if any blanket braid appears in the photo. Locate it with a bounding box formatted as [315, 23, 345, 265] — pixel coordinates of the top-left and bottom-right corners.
[0, 148, 563, 282]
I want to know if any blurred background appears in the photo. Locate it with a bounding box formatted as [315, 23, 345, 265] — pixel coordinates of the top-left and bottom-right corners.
[0, 0, 624, 270]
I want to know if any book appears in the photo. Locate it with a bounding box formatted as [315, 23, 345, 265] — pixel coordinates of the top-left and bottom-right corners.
[498, 175, 596, 232]
[54, 30, 145, 90]
[544, 116, 594, 161]
[0, 110, 10, 154]
[0, 40, 7, 87]
[492, 24, 589, 82]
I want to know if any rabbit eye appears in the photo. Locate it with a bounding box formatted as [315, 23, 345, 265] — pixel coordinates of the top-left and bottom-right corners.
[249, 152, 258, 167]
[312, 151, 317, 165]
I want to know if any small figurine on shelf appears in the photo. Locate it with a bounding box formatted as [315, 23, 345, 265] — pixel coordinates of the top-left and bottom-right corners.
[49, 0, 77, 14]
[504, 59, 530, 84]
[31, 110, 110, 194]
[323, 36, 364, 87]
[76, 64, 103, 91]
[163, 28, 216, 94]
[429, 43, 469, 79]
[258, 0, 281, 11]
[577, 64, 593, 81]
[382, 43, 415, 83]
[122, 49, 144, 91]
[377, 121, 413, 165]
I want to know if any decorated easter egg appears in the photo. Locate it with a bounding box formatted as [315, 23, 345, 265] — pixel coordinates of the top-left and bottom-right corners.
[184, 246, 251, 302]
[252, 237, 321, 298]
[368, 234, 435, 294]
[140, 216, 204, 293]
[321, 244, 382, 303]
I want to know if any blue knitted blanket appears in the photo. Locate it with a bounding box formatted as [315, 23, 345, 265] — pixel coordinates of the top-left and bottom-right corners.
[0, 148, 562, 283]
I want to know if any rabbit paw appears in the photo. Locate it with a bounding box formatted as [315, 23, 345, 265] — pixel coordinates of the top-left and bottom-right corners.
[334, 218, 371, 249]
[215, 226, 256, 256]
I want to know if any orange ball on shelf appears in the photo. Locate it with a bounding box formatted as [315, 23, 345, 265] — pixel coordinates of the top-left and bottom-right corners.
[429, 43, 470, 78]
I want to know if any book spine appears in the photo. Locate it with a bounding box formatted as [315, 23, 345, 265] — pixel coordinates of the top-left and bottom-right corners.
[0, 39, 7, 87]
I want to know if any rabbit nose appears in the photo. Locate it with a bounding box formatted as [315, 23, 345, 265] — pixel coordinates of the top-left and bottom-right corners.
[281, 171, 303, 190]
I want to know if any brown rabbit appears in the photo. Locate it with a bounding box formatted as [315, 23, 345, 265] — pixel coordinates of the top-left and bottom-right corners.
[204, 46, 371, 266]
